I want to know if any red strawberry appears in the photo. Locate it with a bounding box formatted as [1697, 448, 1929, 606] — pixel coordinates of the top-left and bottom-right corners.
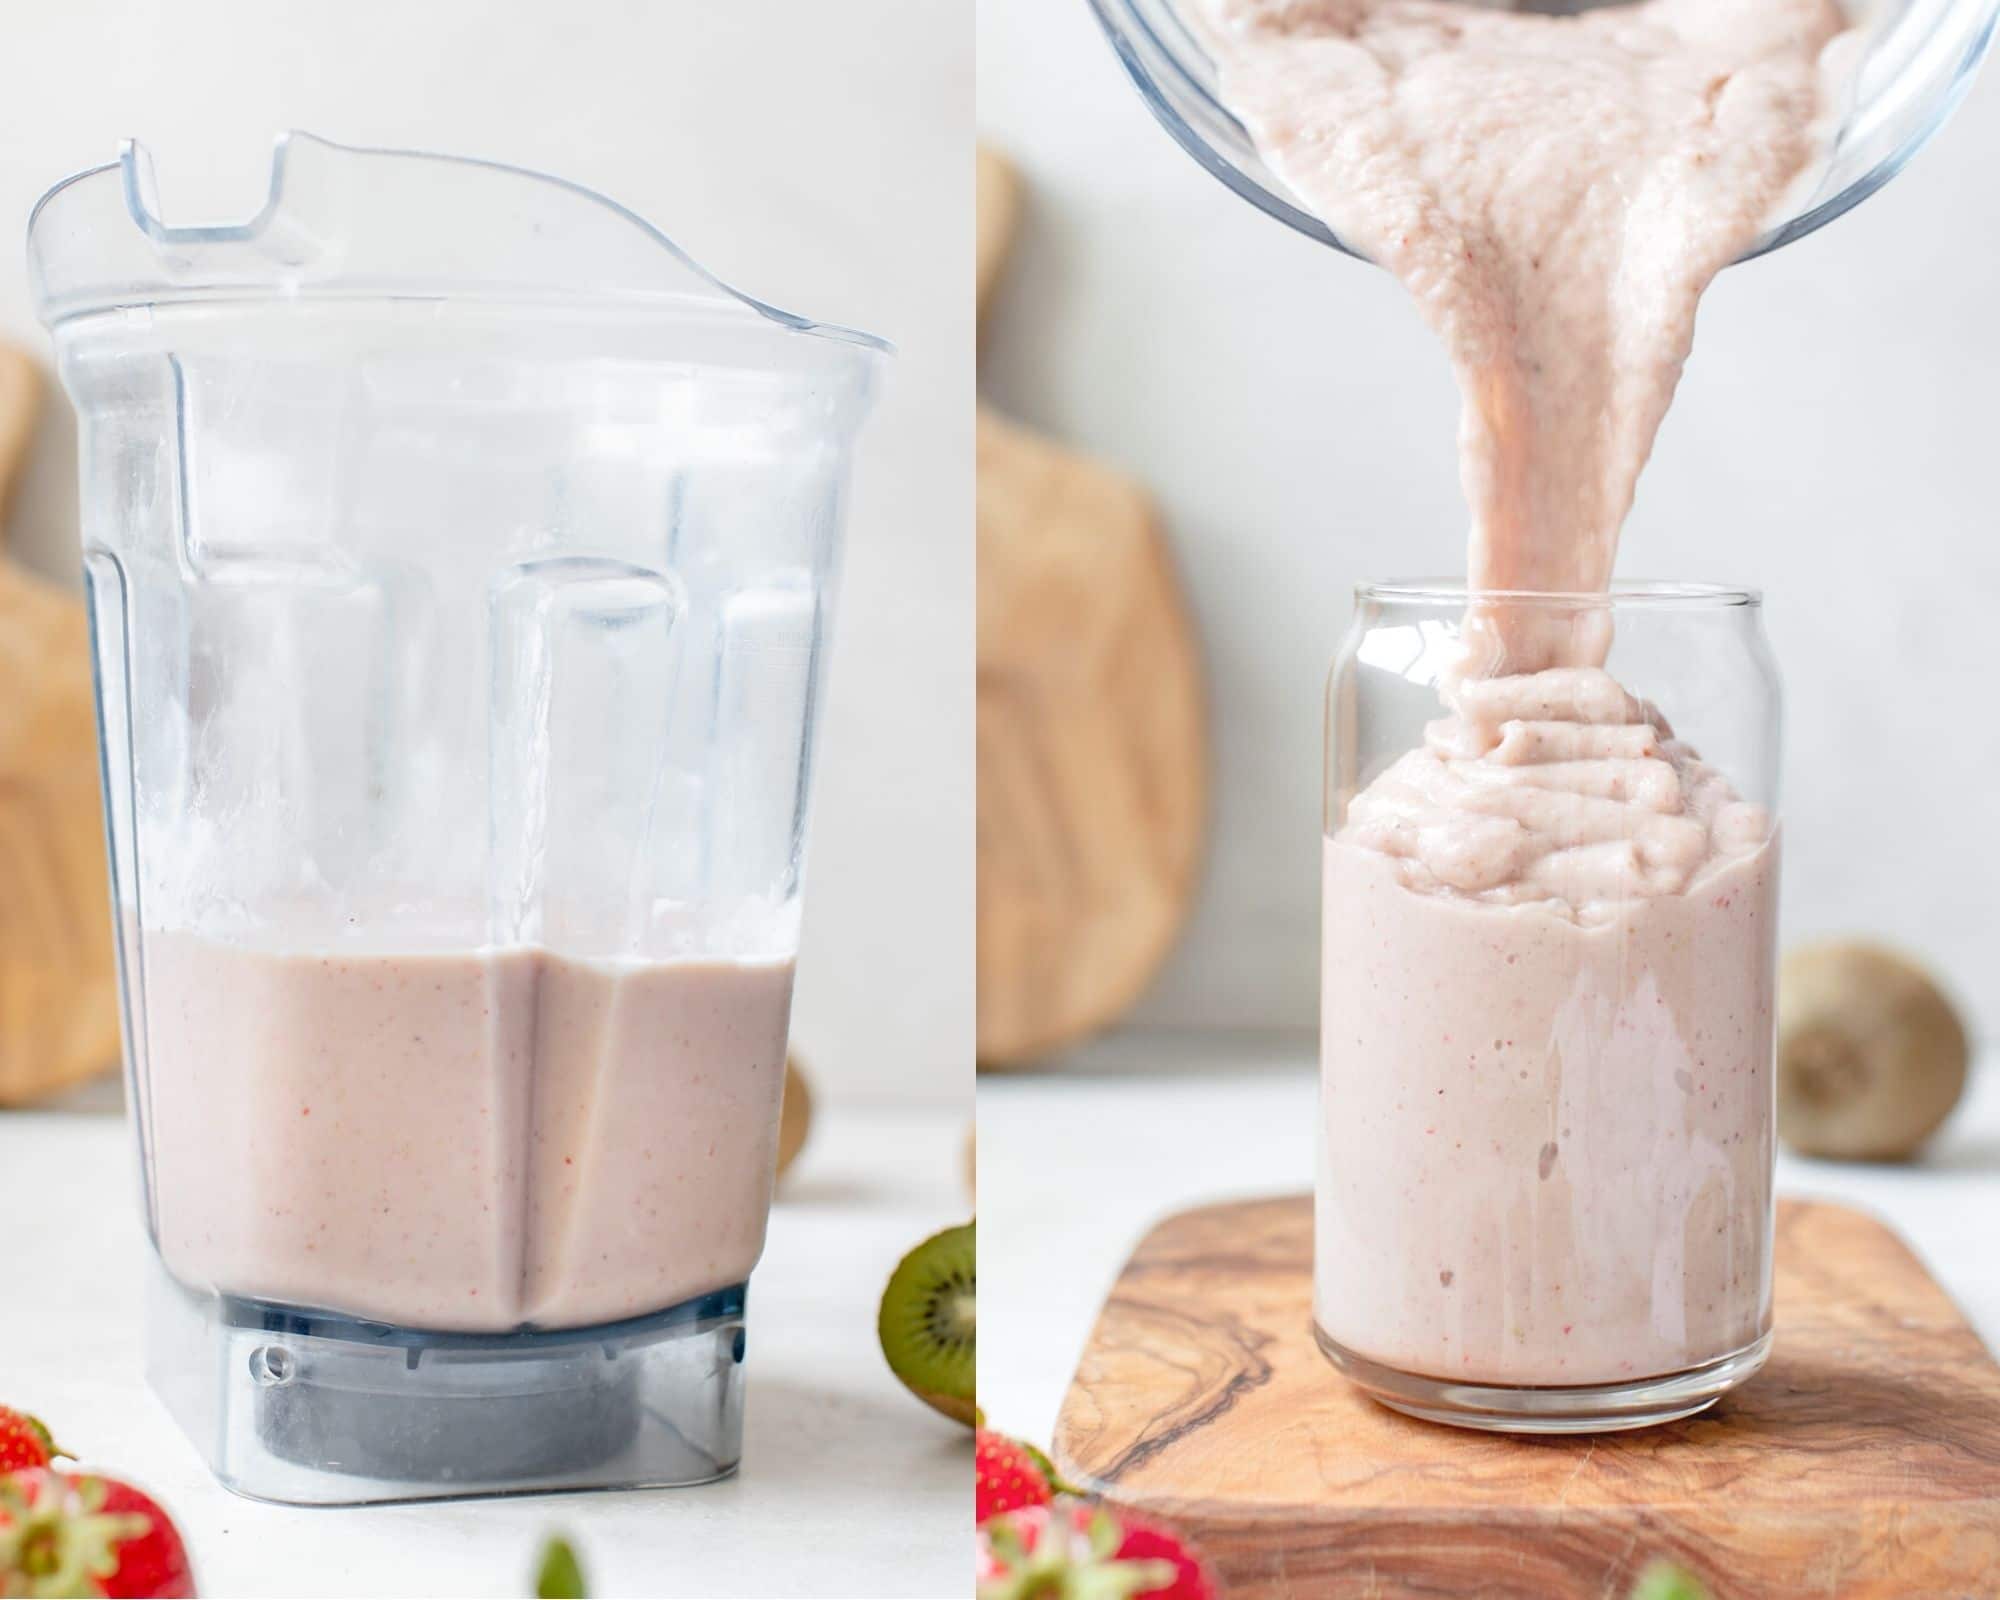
[0, 1469, 196, 1598]
[1101, 1510, 1215, 1600]
[976, 1497, 1216, 1600]
[0, 1411, 61, 1473]
[975, 1429, 1052, 1524]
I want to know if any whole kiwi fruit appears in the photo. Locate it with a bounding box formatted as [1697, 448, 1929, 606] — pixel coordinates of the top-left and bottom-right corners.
[1777, 941, 1968, 1161]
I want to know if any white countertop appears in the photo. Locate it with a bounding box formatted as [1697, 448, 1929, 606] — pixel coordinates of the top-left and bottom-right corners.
[0, 1090, 971, 1600]
[979, 1030, 2000, 1450]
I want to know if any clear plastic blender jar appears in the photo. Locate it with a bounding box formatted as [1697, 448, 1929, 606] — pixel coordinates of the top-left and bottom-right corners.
[1088, 0, 2000, 262]
[27, 132, 886, 1504]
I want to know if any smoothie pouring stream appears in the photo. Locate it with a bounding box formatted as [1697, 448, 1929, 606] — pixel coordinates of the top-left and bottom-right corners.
[1184, 0, 1850, 1410]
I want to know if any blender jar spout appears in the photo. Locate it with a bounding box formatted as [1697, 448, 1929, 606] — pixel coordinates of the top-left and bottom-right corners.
[28, 129, 891, 358]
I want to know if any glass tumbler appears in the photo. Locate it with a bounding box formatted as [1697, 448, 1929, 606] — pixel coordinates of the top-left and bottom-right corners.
[1318, 584, 1781, 1432]
[28, 133, 886, 1502]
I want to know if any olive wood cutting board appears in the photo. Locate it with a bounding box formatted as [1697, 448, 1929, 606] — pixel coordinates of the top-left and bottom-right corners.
[1053, 1194, 2000, 1598]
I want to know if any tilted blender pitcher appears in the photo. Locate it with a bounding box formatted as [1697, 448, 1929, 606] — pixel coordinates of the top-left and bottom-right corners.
[27, 132, 886, 1504]
[1088, 0, 2000, 261]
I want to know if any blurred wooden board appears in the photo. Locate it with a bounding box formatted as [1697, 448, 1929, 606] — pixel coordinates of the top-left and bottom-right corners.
[0, 344, 37, 518]
[975, 145, 1207, 1066]
[975, 406, 1206, 1064]
[1055, 1194, 2000, 1598]
[976, 146, 1022, 328]
[0, 343, 121, 1104]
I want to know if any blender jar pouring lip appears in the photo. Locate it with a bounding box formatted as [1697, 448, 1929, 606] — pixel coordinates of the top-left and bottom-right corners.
[1085, 0, 2000, 266]
[26, 129, 891, 360]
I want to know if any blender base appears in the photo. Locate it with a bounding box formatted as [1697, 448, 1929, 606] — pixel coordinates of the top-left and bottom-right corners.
[146, 1262, 747, 1504]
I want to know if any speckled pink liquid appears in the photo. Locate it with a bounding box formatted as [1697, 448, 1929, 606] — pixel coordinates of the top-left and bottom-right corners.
[142, 933, 792, 1333]
[1318, 671, 1778, 1385]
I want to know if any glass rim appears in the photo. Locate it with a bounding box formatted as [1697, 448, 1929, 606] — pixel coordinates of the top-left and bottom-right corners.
[1356, 579, 1761, 610]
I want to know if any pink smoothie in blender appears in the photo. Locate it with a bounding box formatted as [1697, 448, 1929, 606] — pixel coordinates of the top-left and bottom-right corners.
[144, 938, 796, 1333]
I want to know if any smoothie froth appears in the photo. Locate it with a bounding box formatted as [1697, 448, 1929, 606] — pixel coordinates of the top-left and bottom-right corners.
[1344, 667, 1772, 919]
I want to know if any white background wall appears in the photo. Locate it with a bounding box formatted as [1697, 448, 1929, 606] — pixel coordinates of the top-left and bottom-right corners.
[0, 0, 971, 1104]
[980, 0, 2000, 1045]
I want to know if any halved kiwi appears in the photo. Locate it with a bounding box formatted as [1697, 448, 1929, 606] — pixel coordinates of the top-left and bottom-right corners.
[878, 1221, 975, 1426]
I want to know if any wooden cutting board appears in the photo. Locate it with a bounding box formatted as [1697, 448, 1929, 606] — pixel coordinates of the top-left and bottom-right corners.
[1054, 1194, 2000, 1598]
